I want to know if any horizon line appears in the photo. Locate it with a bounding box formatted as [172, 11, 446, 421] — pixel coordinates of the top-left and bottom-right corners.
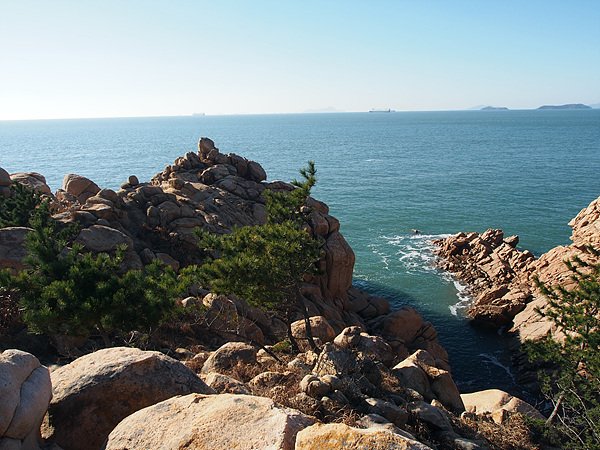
[1, 105, 598, 122]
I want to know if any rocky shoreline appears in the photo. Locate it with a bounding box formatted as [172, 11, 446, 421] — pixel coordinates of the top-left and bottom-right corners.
[1, 139, 550, 449]
[433, 196, 600, 387]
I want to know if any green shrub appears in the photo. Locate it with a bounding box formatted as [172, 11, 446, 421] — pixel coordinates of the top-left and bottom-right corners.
[0, 182, 51, 228]
[0, 217, 179, 346]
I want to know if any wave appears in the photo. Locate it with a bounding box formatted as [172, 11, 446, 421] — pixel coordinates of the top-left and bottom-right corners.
[372, 232, 475, 317]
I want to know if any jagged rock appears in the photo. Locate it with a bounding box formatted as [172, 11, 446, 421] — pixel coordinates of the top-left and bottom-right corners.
[357, 333, 393, 365]
[45, 347, 214, 450]
[363, 397, 409, 428]
[295, 422, 433, 449]
[408, 401, 453, 431]
[0, 349, 52, 450]
[461, 389, 545, 422]
[104, 393, 315, 450]
[0, 227, 32, 272]
[314, 343, 357, 377]
[392, 359, 433, 401]
[201, 342, 257, 374]
[333, 326, 362, 348]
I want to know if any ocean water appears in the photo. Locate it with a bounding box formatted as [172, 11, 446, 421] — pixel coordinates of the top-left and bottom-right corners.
[2, 110, 599, 394]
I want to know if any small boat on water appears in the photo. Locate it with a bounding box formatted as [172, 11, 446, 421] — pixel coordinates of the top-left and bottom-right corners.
[369, 108, 391, 113]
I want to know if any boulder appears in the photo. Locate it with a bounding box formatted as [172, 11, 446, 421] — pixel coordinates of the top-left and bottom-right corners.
[295, 422, 432, 449]
[0, 167, 10, 187]
[461, 389, 545, 422]
[104, 393, 315, 450]
[74, 225, 133, 253]
[322, 231, 355, 299]
[201, 342, 257, 373]
[62, 174, 99, 203]
[0, 227, 32, 272]
[363, 397, 409, 428]
[333, 326, 362, 348]
[313, 343, 357, 377]
[9, 173, 52, 195]
[392, 359, 433, 401]
[291, 315, 335, 350]
[407, 401, 453, 431]
[0, 350, 52, 450]
[300, 374, 331, 398]
[0, 168, 10, 199]
[381, 307, 424, 343]
[201, 372, 251, 395]
[45, 347, 214, 450]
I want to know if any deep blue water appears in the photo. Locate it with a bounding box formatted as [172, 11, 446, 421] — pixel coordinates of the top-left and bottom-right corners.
[2, 110, 599, 394]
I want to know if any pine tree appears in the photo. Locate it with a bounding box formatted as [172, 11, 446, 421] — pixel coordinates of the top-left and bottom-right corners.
[0, 182, 51, 228]
[194, 162, 323, 351]
[0, 216, 178, 346]
[525, 252, 600, 449]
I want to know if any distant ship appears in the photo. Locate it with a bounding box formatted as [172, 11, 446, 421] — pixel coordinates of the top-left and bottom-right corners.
[369, 108, 392, 113]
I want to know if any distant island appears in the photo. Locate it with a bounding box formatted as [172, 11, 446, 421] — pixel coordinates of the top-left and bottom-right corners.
[537, 103, 591, 110]
[480, 106, 509, 111]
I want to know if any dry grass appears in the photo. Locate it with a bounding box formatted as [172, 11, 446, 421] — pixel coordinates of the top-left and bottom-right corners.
[452, 413, 542, 450]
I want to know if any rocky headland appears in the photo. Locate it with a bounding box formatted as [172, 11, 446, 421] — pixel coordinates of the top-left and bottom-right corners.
[433, 195, 600, 387]
[0, 139, 547, 449]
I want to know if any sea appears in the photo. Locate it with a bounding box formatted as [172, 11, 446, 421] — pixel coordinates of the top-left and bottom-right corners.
[2, 110, 599, 395]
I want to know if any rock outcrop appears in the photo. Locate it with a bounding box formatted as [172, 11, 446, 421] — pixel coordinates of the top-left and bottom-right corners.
[1, 141, 446, 361]
[0, 349, 52, 450]
[434, 194, 600, 385]
[103, 393, 315, 450]
[434, 229, 535, 328]
[45, 347, 215, 450]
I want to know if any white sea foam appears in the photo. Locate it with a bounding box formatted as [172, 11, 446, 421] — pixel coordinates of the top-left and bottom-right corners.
[478, 353, 517, 383]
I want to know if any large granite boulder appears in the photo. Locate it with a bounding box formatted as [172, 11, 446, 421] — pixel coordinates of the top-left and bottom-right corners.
[201, 341, 257, 373]
[9, 173, 52, 196]
[0, 227, 32, 272]
[295, 422, 432, 449]
[0, 167, 10, 198]
[291, 315, 336, 350]
[0, 349, 52, 450]
[103, 393, 315, 450]
[45, 347, 215, 450]
[62, 174, 100, 204]
[461, 389, 545, 423]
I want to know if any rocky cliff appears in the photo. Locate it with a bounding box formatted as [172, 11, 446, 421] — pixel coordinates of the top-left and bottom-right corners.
[434, 195, 600, 385]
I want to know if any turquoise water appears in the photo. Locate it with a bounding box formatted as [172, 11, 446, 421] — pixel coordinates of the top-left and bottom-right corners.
[2, 110, 599, 393]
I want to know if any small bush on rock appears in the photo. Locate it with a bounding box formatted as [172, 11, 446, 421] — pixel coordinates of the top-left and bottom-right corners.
[0, 181, 51, 228]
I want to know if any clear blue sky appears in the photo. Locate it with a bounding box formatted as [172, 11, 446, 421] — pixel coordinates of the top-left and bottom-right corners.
[1, 0, 598, 119]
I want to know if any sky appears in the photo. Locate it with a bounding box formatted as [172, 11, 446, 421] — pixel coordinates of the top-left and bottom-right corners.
[1, 0, 599, 120]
